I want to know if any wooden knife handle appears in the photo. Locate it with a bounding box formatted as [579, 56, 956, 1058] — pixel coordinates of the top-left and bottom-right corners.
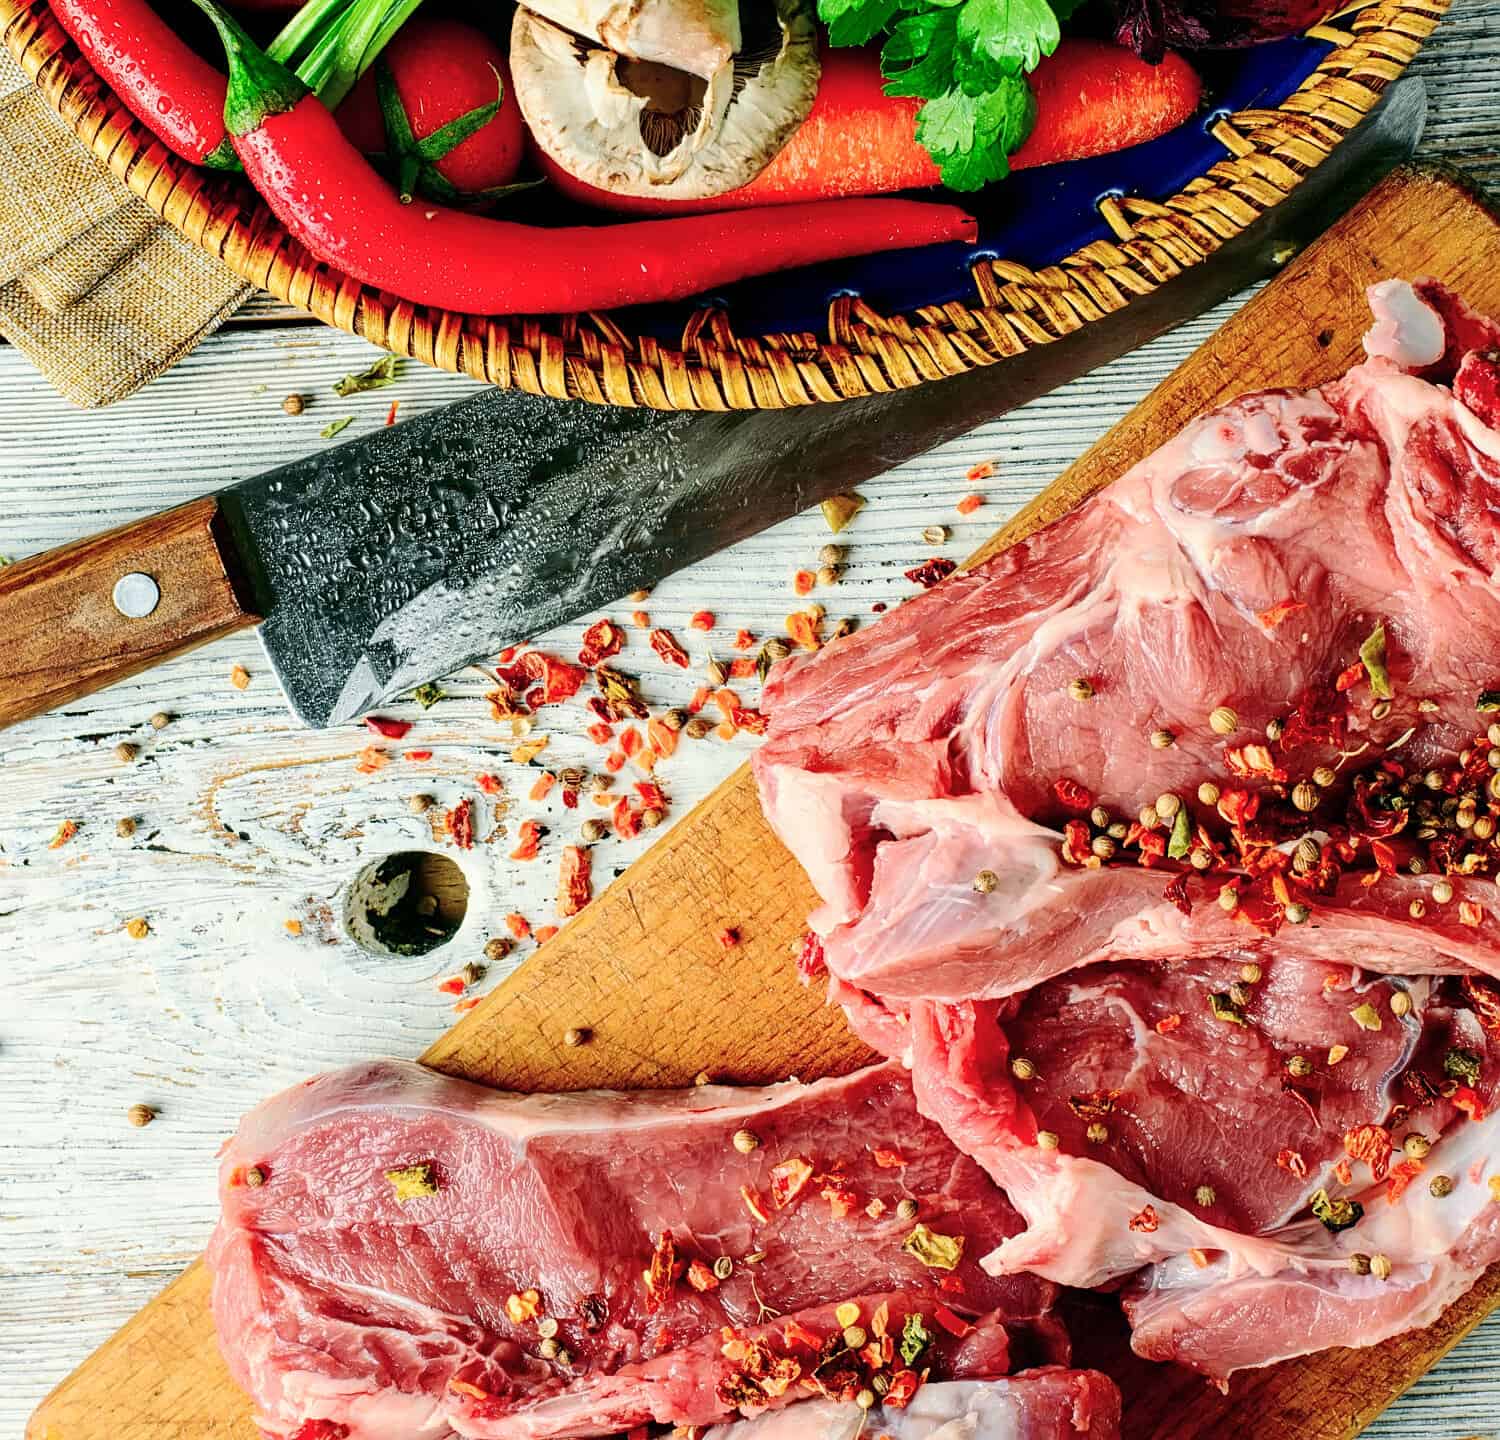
[0, 496, 260, 730]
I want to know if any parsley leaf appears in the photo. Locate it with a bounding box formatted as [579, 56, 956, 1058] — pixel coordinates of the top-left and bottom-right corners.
[820, 0, 1056, 190]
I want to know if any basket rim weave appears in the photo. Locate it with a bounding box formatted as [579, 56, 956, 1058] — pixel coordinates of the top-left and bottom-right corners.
[1, 0, 1450, 410]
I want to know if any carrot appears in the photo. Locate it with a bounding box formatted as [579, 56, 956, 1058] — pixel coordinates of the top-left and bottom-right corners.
[541, 40, 1202, 214]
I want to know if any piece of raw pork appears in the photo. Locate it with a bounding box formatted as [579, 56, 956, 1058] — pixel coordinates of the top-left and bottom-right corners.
[209, 1059, 1058, 1439]
[756, 278, 1500, 1377]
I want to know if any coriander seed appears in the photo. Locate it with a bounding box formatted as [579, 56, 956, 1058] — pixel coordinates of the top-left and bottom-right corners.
[685, 717, 714, 739]
[116, 817, 137, 838]
[115, 742, 138, 764]
[1370, 1254, 1392, 1280]
[713, 1256, 734, 1279]
[1432, 879, 1454, 904]
[1067, 677, 1094, 702]
[1209, 706, 1238, 735]
[581, 818, 609, 843]
[1010, 1056, 1036, 1080]
[484, 937, 513, 962]
[282, 393, 305, 415]
[1284, 902, 1310, 924]
[922, 525, 949, 546]
[1287, 1055, 1312, 1078]
[1036, 1130, 1060, 1151]
[896, 1198, 919, 1221]
[148, 711, 170, 731]
[245, 1166, 265, 1188]
[1429, 1174, 1455, 1198]
[1194, 1185, 1216, 1207]
[1348, 1253, 1371, 1276]
[1085, 1121, 1109, 1144]
[127, 1103, 155, 1127]
[818, 543, 843, 566]
[1291, 781, 1318, 812]
[1198, 781, 1221, 806]
[408, 793, 432, 815]
[1155, 792, 1181, 820]
[732, 1129, 760, 1154]
[1149, 728, 1175, 750]
[1402, 1132, 1431, 1160]
[537, 1316, 559, 1339]
[972, 870, 999, 894]
[1312, 765, 1337, 788]
[563, 1027, 591, 1048]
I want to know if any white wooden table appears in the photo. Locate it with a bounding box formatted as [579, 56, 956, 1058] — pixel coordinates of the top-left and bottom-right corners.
[4, 8, 1500, 1433]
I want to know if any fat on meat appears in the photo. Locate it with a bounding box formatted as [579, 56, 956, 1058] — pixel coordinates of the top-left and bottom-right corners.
[755, 280, 1500, 1004]
[699, 1370, 1122, 1439]
[759, 278, 1500, 1378]
[209, 1059, 1058, 1439]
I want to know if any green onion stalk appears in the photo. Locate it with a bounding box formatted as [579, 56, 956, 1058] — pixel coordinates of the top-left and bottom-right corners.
[268, 0, 426, 112]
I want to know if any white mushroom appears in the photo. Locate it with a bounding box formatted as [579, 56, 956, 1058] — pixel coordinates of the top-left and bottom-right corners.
[521, 0, 742, 81]
[511, 0, 819, 201]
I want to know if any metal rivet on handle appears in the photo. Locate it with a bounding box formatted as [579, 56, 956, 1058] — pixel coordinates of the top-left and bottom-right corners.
[112, 572, 160, 619]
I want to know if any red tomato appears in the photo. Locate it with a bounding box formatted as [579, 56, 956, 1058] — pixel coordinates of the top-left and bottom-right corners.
[338, 19, 525, 198]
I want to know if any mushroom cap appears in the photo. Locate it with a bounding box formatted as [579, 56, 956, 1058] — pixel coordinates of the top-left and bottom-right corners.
[521, 0, 742, 81]
[511, 0, 820, 202]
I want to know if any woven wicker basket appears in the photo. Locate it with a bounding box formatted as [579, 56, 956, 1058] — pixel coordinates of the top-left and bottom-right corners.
[1, 0, 1448, 409]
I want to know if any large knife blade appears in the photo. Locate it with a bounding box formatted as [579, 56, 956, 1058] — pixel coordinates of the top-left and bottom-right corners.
[0, 79, 1424, 731]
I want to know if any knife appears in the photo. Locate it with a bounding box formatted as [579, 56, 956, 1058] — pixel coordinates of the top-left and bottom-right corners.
[0, 79, 1425, 732]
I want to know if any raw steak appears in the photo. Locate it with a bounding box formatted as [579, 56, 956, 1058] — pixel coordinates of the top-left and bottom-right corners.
[756, 278, 1500, 1376]
[699, 1370, 1122, 1438]
[755, 280, 1500, 1005]
[209, 1059, 1059, 1439]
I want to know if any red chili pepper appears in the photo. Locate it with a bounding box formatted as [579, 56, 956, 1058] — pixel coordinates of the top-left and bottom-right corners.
[509, 819, 542, 861]
[955, 493, 984, 514]
[505, 912, 531, 939]
[437, 977, 465, 995]
[385, 400, 399, 427]
[1334, 661, 1365, 693]
[689, 611, 715, 631]
[578, 619, 624, 669]
[1053, 777, 1093, 812]
[196, 7, 976, 314]
[52, 0, 236, 166]
[933, 1304, 975, 1337]
[364, 715, 412, 739]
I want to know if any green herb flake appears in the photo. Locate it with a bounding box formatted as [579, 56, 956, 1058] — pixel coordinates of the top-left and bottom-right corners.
[1358, 622, 1393, 700]
[1167, 805, 1192, 860]
[821, 493, 866, 534]
[1208, 992, 1245, 1026]
[320, 415, 354, 440]
[1309, 1187, 1364, 1233]
[411, 682, 445, 710]
[901, 1223, 965, 1270]
[383, 1161, 439, 1204]
[1478, 690, 1500, 713]
[334, 354, 399, 397]
[899, 1312, 932, 1366]
[1443, 1046, 1483, 1085]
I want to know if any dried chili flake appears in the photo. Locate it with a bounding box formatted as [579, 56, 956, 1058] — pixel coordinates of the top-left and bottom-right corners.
[437, 977, 465, 995]
[644, 1231, 678, 1311]
[1453, 1086, 1489, 1121]
[587, 722, 613, 745]
[355, 745, 389, 774]
[689, 611, 715, 632]
[476, 773, 503, 796]
[528, 773, 556, 802]
[403, 749, 433, 762]
[1276, 1149, 1308, 1179]
[453, 996, 481, 1013]
[289, 1422, 351, 1440]
[578, 619, 625, 668]
[647, 717, 679, 757]
[820, 1185, 859, 1219]
[649, 629, 691, 668]
[614, 797, 641, 839]
[1136, 829, 1167, 868]
[1257, 599, 1307, 629]
[733, 629, 756, 651]
[1386, 1157, 1424, 1203]
[872, 1147, 907, 1169]
[1216, 789, 1259, 827]
[769, 1157, 813, 1208]
[728, 658, 758, 680]
[605, 751, 627, 773]
[509, 820, 543, 862]
[446, 797, 475, 849]
[596, 666, 649, 719]
[785, 610, 823, 653]
[364, 715, 412, 739]
[1068, 1090, 1120, 1121]
[717, 927, 741, 950]
[1128, 1205, 1159, 1233]
[905, 557, 956, 589]
[731, 707, 769, 735]
[1224, 743, 1286, 781]
[619, 726, 644, 758]
[534, 925, 558, 943]
[687, 685, 712, 715]
[793, 570, 816, 596]
[1163, 872, 1192, 916]
[932, 1304, 974, 1338]
[1334, 661, 1365, 693]
[956, 493, 984, 515]
[1333, 1159, 1353, 1186]
[883, 1370, 921, 1409]
[558, 845, 592, 917]
[47, 820, 78, 850]
[796, 932, 826, 982]
[1155, 1013, 1183, 1035]
[686, 1259, 720, 1293]
[1460, 974, 1500, 1035]
[740, 1185, 769, 1222]
[1344, 1124, 1392, 1182]
[1460, 900, 1486, 927]
[505, 912, 531, 939]
[1053, 778, 1093, 812]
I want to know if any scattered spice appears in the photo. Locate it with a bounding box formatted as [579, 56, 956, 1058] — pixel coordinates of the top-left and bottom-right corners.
[956, 493, 983, 515]
[116, 817, 137, 839]
[904, 557, 956, 590]
[149, 711, 171, 730]
[563, 1027, 591, 1048]
[281, 393, 305, 415]
[1128, 1205, 1159, 1233]
[445, 798, 475, 850]
[732, 1129, 760, 1155]
[821, 493, 865, 533]
[896, 1198, 920, 1221]
[334, 354, 399, 396]
[901, 1224, 964, 1270]
[1429, 1174, 1455, 1198]
[1194, 1184, 1216, 1207]
[1010, 1056, 1036, 1080]
[558, 845, 593, 916]
[1309, 1188, 1364, 1232]
[320, 416, 354, 440]
[1208, 705, 1238, 735]
[229, 664, 251, 690]
[127, 1103, 155, 1128]
[1358, 622, 1393, 700]
[1370, 1254, 1393, 1280]
[125, 917, 150, 940]
[1349, 1002, 1383, 1032]
[384, 1161, 440, 1204]
[1443, 1046, 1482, 1085]
[1149, 728, 1175, 750]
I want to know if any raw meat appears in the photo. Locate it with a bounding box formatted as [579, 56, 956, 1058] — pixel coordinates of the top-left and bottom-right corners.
[755, 280, 1500, 1004]
[757, 279, 1500, 1376]
[699, 1370, 1122, 1438]
[209, 1059, 1058, 1439]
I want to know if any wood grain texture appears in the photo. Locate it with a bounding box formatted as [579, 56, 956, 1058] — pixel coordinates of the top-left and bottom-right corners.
[0, 495, 256, 728]
[21, 160, 1500, 1440]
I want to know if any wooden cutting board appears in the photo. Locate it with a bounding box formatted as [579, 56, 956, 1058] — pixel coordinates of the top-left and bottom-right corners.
[27, 163, 1500, 1440]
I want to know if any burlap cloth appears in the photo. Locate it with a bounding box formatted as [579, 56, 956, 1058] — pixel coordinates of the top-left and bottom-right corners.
[0, 48, 250, 406]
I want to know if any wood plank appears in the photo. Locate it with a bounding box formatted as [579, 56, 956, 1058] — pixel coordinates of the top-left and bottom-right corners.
[25, 163, 1500, 1440]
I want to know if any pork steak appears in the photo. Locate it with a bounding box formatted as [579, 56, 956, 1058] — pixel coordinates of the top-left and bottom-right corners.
[757, 279, 1500, 1377]
[209, 1060, 1058, 1438]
